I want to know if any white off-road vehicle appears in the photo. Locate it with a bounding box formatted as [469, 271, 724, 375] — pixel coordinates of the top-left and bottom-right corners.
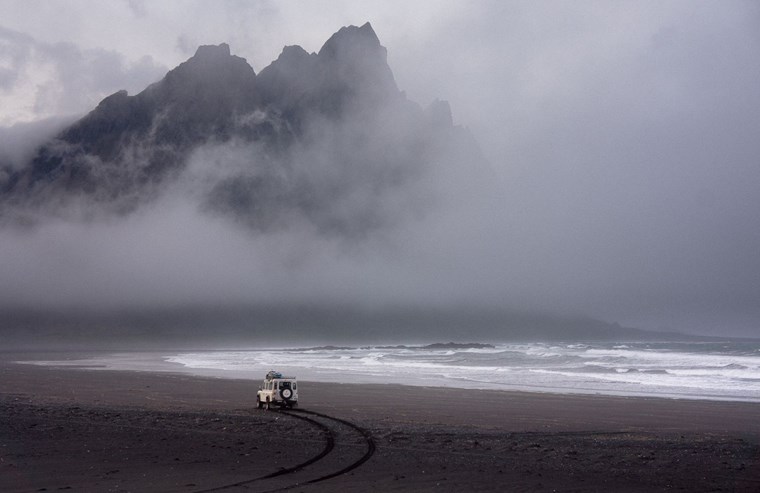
[256, 371, 298, 409]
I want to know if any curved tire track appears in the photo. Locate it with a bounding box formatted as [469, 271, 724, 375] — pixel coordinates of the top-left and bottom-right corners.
[195, 408, 374, 492]
[280, 408, 376, 486]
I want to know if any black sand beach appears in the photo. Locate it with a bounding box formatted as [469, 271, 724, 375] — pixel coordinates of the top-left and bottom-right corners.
[1, 353, 759, 492]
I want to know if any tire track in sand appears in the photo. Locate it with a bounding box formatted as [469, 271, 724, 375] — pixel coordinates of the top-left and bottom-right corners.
[195, 408, 374, 492]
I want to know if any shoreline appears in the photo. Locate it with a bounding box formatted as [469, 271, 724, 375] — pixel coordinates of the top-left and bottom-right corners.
[7, 347, 760, 404]
[2, 352, 760, 491]
[3, 357, 759, 434]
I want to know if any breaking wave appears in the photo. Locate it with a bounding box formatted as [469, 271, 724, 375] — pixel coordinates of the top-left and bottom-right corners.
[161, 340, 760, 402]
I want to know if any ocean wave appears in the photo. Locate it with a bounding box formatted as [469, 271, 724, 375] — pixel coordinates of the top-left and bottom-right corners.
[159, 341, 760, 402]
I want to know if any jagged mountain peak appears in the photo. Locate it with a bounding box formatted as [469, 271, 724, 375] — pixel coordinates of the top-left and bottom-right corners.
[313, 22, 398, 110]
[277, 44, 313, 62]
[162, 43, 256, 91]
[1, 23, 486, 236]
[180, 42, 254, 78]
[256, 23, 398, 117]
[318, 22, 384, 59]
[194, 42, 231, 59]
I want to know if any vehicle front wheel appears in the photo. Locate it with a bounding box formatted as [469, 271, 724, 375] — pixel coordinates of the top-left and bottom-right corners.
[256, 397, 262, 409]
[264, 400, 270, 410]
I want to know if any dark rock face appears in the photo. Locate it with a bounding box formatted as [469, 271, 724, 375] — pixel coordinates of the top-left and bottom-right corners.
[1, 22, 486, 234]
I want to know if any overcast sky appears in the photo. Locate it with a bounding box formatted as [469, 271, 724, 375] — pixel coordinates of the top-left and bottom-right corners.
[1, 1, 759, 337]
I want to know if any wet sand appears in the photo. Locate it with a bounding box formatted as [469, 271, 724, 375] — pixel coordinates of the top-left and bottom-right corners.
[1, 352, 759, 492]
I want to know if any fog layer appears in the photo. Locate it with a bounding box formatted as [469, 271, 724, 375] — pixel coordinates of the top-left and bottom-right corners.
[1, 3, 759, 339]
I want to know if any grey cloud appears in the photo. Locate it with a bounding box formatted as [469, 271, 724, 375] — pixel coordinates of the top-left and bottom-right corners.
[378, 2, 760, 336]
[1, 3, 759, 339]
[0, 115, 76, 169]
[0, 24, 167, 120]
[175, 35, 197, 57]
[34, 42, 167, 116]
[0, 26, 32, 90]
[126, 0, 148, 18]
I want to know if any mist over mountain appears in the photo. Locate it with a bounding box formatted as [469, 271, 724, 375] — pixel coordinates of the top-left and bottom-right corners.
[0, 23, 484, 237]
[2, 21, 737, 346]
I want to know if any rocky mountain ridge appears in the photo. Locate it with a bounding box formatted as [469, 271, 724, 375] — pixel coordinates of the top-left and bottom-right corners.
[0, 23, 484, 235]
